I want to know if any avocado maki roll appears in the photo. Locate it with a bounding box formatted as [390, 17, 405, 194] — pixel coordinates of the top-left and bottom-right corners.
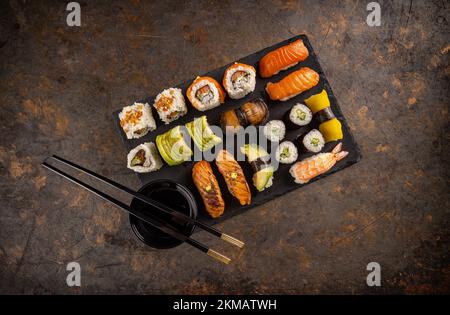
[240, 144, 274, 192]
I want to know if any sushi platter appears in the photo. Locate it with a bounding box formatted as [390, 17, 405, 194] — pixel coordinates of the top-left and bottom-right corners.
[113, 34, 361, 227]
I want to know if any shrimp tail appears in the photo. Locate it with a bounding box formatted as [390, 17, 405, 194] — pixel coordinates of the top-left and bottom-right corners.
[336, 151, 349, 161]
[331, 142, 343, 154]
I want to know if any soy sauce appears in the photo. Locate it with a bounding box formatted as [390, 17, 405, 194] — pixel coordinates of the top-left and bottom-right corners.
[129, 180, 198, 249]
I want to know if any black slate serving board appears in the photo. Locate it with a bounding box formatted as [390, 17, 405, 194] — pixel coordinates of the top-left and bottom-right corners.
[113, 34, 361, 226]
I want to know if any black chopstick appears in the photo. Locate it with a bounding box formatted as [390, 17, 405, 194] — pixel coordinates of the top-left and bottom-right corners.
[41, 161, 231, 264]
[50, 155, 244, 248]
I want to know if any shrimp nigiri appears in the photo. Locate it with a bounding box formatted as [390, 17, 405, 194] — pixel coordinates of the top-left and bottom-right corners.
[266, 67, 319, 101]
[259, 39, 309, 78]
[192, 161, 225, 218]
[289, 143, 348, 184]
[215, 150, 251, 206]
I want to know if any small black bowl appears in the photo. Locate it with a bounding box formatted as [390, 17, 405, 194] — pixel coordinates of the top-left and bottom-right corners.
[129, 180, 197, 249]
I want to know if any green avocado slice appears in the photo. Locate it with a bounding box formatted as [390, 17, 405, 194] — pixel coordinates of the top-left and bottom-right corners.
[156, 133, 176, 166]
[186, 116, 222, 151]
[253, 166, 274, 192]
[156, 126, 192, 166]
[240, 143, 269, 162]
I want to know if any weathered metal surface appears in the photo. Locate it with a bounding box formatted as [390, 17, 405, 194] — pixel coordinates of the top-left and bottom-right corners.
[0, 0, 448, 294]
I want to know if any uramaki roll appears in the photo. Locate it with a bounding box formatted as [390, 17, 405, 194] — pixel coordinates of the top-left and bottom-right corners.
[187, 76, 225, 111]
[222, 62, 256, 99]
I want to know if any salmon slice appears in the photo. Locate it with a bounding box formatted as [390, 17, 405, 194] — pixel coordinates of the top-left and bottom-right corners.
[215, 150, 251, 206]
[192, 161, 225, 218]
[266, 67, 319, 101]
[259, 39, 309, 78]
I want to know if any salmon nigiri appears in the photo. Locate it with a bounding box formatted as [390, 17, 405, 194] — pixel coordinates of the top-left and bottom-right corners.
[266, 67, 319, 101]
[192, 161, 225, 218]
[259, 39, 309, 78]
[215, 150, 251, 206]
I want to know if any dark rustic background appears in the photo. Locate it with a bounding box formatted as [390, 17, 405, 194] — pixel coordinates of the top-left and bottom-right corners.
[0, 0, 449, 294]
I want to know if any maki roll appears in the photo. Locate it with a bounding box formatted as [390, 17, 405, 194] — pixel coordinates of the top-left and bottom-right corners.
[222, 62, 256, 99]
[275, 141, 298, 164]
[263, 120, 286, 142]
[241, 144, 274, 192]
[284, 103, 312, 129]
[153, 88, 187, 124]
[304, 89, 343, 142]
[127, 142, 163, 173]
[297, 129, 325, 153]
[185, 116, 222, 151]
[187, 76, 225, 111]
[119, 102, 156, 139]
[156, 126, 193, 166]
[220, 98, 269, 133]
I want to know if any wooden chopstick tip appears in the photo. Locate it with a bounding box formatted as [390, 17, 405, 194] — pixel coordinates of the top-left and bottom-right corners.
[221, 233, 245, 249]
[207, 249, 231, 265]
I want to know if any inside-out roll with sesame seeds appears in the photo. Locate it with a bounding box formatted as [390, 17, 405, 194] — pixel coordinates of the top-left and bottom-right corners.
[119, 102, 156, 139]
[153, 88, 187, 124]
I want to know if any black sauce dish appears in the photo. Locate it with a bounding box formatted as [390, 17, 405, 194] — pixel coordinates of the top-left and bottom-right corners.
[129, 179, 198, 249]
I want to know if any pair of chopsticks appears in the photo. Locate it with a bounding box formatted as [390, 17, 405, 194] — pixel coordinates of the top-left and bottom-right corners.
[42, 155, 244, 264]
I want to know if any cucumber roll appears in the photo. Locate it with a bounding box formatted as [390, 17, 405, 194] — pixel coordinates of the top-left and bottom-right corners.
[275, 141, 298, 164]
[263, 120, 286, 142]
[297, 129, 325, 153]
[284, 103, 312, 129]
